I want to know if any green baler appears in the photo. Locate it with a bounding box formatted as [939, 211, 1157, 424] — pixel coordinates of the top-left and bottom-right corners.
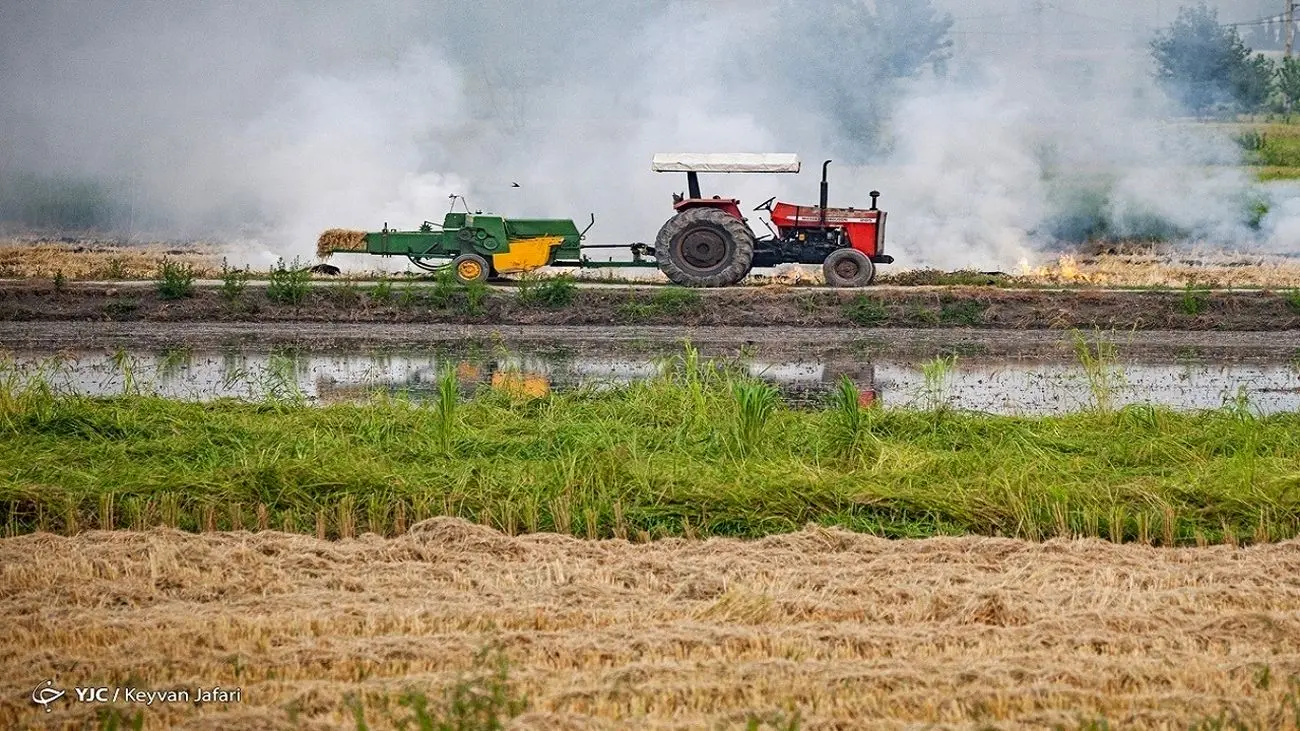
[318, 211, 639, 283]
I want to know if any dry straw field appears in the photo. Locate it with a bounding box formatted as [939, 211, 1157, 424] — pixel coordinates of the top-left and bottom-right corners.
[0, 241, 218, 280]
[3, 519, 1300, 730]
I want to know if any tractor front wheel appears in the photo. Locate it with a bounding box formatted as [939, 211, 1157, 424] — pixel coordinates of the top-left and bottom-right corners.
[452, 253, 491, 284]
[822, 248, 876, 287]
[654, 208, 755, 287]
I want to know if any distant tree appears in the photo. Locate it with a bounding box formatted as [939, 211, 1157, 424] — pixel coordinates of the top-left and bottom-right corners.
[1278, 57, 1300, 112]
[1151, 3, 1275, 116]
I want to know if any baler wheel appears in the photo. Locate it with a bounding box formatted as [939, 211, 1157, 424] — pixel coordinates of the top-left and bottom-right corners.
[654, 208, 754, 287]
[822, 248, 876, 287]
[452, 253, 490, 284]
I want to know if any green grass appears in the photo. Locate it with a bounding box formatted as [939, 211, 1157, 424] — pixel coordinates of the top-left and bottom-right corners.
[618, 287, 703, 321]
[1, 349, 1298, 545]
[939, 298, 986, 326]
[516, 274, 576, 308]
[844, 295, 889, 326]
[1229, 122, 1300, 179]
[1247, 123, 1300, 168]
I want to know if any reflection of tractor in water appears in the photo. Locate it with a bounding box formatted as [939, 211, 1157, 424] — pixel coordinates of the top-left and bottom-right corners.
[314, 357, 553, 404]
[314, 355, 880, 406]
[318, 153, 890, 287]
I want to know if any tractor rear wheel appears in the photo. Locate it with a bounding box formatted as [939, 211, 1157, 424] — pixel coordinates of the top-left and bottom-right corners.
[822, 248, 876, 287]
[654, 208, 754, 287]
[452, 253, 490, 284]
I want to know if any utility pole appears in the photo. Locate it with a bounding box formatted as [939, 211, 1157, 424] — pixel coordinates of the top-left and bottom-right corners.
[1288, 0, 1295, 59]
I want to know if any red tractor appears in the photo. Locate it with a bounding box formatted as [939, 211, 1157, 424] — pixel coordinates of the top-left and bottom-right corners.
[651, 153, 891, 287]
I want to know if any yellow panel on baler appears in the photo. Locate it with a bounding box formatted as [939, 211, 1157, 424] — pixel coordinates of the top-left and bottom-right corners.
[492, 236, 563, 274]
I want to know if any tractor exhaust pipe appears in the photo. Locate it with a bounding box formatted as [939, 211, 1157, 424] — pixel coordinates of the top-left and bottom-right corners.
[820, 160, 831, 227]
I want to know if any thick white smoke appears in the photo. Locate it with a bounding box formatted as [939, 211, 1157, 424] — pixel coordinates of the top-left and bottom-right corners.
[0, 0, 1294, 273]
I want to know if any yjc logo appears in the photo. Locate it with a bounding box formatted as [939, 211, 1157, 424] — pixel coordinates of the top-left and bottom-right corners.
[31, 680, 65, 713]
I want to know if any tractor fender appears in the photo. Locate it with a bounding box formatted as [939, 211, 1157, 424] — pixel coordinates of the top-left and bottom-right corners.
[673, 198, 745, 220]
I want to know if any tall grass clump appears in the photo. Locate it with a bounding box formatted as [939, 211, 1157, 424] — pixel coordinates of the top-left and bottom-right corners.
[1072, 331, 1126, 413]
[434, 366, 459, 452]
[829, 376, 878, 461]
[267, 257, 311, 305]
[1181, 282, 1209, 316]
[731, 379, 779, 457]
[517, 273, 576, 308]
[428, 268, 457, 308]
[155, 257, 195, 300]
[918, 355, 957, 412]
[462, 279, 489, 316]
[220, 258, 248, 302]
[370, 276, 393, 304]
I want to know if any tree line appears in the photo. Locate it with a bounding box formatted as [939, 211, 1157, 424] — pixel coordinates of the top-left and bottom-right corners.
[1153, 3, 1300, 116]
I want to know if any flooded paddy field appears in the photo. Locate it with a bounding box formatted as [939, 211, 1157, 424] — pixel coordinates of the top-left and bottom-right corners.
[3, 322, 1297, 415]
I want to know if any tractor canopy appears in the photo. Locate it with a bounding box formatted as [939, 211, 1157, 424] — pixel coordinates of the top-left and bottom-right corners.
[651, 153, 801, 173]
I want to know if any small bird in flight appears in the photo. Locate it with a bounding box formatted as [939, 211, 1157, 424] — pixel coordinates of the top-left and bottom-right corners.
[511, 182, 520, 188]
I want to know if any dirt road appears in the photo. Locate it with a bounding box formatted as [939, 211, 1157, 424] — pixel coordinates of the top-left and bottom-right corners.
[3, 522, 1299, 730]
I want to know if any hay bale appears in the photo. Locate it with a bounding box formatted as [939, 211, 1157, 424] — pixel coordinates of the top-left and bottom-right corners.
[316, 229, 368, 259]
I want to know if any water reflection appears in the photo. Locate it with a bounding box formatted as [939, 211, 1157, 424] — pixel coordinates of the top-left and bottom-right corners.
[5, 347, 1299, 415]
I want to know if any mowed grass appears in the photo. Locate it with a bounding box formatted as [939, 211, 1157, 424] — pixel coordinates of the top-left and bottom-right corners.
[1232, 121, 1300, 180]
[1, 351, 1298, 545]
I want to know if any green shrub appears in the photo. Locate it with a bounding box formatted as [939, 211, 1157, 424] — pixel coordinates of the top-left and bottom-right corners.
[1286, 289, 1300, 314]
[517, 274, 576, 308]
[219, 259, 248, 302]
[462, 279, 488, 316]
[155, 257, 195, 300]
[1181, 283, 1208, 316]
[267, 258, 310, 305]
[370, 277, 392, 304]
[618, 287, 702, 320]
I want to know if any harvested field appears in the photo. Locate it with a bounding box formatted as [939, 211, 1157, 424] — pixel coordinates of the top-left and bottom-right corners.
[0, 241, 219, 280]
[2, 522, 1299, 730]
[1021, 251, 1300, 289]
[3, 238, 1300, 290]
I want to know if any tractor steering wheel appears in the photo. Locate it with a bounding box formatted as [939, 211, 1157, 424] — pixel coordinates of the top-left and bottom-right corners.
[753, 196, 777, 212]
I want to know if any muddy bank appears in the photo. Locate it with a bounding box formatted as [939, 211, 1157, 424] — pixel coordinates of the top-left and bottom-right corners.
[3, 523, 1299, 730]
[2, 281, 1300, 331]
[3, 322, 1300, 367]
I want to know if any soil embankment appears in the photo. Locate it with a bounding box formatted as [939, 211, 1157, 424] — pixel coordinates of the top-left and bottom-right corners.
[2, 281, 1300, 330]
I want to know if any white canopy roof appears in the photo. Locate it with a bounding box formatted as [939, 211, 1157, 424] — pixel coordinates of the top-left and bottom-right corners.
[651, 153, 801, 174]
